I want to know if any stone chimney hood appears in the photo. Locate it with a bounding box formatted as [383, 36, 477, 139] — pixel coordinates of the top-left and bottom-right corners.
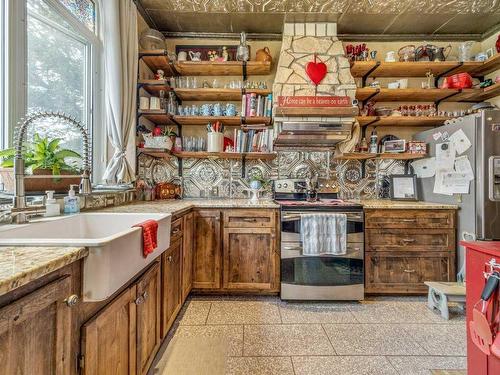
[273, 22, 358, 148]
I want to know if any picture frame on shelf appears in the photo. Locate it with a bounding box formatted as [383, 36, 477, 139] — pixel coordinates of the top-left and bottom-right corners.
[390, 174, 418, 201]
[486, 47, 495, 59]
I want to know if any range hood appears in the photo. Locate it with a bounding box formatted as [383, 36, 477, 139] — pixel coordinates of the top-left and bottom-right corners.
[274, 118, 354, 148]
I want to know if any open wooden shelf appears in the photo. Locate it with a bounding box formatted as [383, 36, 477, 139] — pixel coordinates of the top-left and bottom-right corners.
[334, 152, 377, 160]
[174, 88, 271, 101]
[137, 148, 172, 158]
[357, 115, 450, 127]
[138, 110, 175, 125]
[469, 54, 500, 77]
[356, 88, 460, 102]
[351, 60, 483, 78]
[445, 82, 500, 102]
[173, 61, 272, 76]
[172, 151, 277, 160]
[140, 50, 176, 76]
[275, 106, 359, 117]
[138, 79, 171, 95]
[377, 153, 426, 160]
[173, 115, 271, 126]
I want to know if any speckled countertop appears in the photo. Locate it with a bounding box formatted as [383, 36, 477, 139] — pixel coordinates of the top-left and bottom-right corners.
[99, 198, 280, 214]
[0, 246, 87, 296]
[358, 199, 458, 210]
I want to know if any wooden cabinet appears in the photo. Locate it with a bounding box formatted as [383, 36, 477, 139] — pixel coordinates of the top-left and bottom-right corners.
[223, 227, 277, 291]
[223, 209, 276, 228]
[365, 209, 456, 294]
[193, 209, 222, 289]
[161, 238, 182, 338]
[136, 262, 161, 375]
[81, 285, 137, 375]
[182, 211, 194, 301]
[0, 276, 73, 375]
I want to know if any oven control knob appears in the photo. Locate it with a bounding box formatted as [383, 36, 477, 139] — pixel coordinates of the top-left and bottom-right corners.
[283, 183, 288, 188]
[277, 184, 282, 188]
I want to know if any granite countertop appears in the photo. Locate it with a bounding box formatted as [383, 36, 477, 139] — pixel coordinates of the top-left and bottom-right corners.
[0, 246, 88, 296]
[359, 199, 458, 210]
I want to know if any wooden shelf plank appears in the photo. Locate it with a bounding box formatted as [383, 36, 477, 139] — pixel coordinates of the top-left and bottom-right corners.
[356, 88, 459, 102]
[275, 106, 359, 117]
[444, 84, 500, 102]
[137, 148, 172, 158]
[140, 50, 175, 76]
[173, 116, 271, 126]
[172, 151, 277, 160]
[470, 54, 500, 77]
[138, 110, 174, 125]
[357, 115, 450, 127]
[174, 61, 271, 76]
[138, 79, 171, 95]
[334, 152, 377, 160]
[174, 88, 271, 101]
[350, 61, 378, 78]
[377, 153, 426, 160]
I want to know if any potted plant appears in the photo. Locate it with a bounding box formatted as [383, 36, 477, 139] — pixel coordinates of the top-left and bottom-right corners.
[0, 133, 82, 193]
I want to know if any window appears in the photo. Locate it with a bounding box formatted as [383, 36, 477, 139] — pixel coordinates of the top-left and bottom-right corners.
[0, 1, 5, 149]
[25, 0, 101, 172]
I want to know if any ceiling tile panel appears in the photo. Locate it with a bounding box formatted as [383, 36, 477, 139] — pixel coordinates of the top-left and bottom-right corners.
[383, 13, 452, 34]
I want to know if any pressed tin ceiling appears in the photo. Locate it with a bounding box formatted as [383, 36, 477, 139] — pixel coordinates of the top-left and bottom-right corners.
[136, 0, 500, 39]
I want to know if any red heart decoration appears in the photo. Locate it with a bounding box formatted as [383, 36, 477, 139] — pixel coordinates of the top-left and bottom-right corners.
[305, 58, 327, 85]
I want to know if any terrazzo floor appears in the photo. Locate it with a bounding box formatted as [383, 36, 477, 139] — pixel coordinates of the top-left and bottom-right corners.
[152, 296, 467, 375]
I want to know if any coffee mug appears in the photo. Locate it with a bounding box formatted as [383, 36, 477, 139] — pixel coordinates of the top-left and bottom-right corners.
[189, 51, 202, 61]
[177, 51, 187, 61]
[385, 51, 396, 62]
[213, 103, 223, 116]
[225, 103, 236, 116]
[201, 104, 212, 116]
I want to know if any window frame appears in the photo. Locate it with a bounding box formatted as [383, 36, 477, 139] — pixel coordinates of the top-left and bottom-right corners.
[3, 0, 104, 181]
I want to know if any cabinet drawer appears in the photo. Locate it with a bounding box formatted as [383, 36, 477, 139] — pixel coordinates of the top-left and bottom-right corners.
[365, 251, 455, 294]
[366, 229, 455, 252]
[170, 218, 183, 241]
[365, 209, 455, 229]
[223, 209, 276, 228]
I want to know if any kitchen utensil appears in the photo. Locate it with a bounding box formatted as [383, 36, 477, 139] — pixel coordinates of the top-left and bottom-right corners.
[431, 45, 452, 61]
[470, 272, 499, 355]
[139, 28, 165, 50]
[447, 73, 473, 89]
[255, 47, 272, 63]
[398, 45, 416, 62]
[189, 51, 202, 61]
[415, 44, 438, 61]
[458, 41, 476, 62]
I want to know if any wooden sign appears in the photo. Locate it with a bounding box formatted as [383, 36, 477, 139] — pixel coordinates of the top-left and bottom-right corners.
[278, 96, 351, 108]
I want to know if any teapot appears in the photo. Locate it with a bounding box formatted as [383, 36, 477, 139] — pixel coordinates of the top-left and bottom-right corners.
[255, 47, 272, 63]
[429, 45, 451, 62]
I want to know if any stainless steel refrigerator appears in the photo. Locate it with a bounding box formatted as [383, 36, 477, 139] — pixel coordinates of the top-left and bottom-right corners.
[414, 110, 500, 269]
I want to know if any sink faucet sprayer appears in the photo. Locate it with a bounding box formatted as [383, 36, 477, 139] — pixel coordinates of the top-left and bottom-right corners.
[12, 111, 92, 224]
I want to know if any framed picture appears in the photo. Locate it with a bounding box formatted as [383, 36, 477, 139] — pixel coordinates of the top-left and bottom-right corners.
[486, 48, 495, 59]
[390, 174, 418, 201]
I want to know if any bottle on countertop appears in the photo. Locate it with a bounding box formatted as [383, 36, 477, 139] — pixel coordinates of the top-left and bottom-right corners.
[369, 130, 378, 153]
[44, 190, 60, 217]
[64, 184, 80, 214]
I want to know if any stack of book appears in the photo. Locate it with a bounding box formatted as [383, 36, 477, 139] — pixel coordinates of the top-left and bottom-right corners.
[233, 128, 274, 153]
[241, 93, 272, 117]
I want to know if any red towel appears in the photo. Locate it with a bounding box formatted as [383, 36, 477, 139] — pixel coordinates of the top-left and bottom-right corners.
[133, 220, 158, 257]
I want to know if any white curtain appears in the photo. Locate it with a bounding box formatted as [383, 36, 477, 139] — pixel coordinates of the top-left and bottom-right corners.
[101, 0, 138, 183]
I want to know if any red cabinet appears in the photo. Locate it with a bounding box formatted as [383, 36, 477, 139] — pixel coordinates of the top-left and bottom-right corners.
[463, 240, 500, 375]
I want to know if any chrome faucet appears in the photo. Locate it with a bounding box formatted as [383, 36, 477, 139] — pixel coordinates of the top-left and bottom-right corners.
[12, 111, 92, 224]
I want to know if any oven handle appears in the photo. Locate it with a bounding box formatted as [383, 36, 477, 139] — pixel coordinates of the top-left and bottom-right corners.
[281, 244, 364, 258]
[282, 213, 363, 222]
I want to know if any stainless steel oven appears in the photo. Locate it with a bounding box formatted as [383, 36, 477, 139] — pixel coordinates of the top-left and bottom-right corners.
[280, 209, 364, 300]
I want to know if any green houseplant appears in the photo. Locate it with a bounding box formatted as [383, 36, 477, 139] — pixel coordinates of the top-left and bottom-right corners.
[0, 133, 82, 192]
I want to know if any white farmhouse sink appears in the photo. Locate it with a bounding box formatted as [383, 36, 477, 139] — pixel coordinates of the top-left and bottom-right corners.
[0, 213, 171, 301]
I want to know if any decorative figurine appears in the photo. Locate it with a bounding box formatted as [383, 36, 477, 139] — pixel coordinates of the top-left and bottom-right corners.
[222, 46, 229, 61]
[236, 31, 249, 62]
[155, 69, 165, 80]
[208, 50, 218, 61]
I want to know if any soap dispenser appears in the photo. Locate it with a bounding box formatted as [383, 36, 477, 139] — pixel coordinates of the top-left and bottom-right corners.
[64, 184, 81, 214]
[44, 190, 60, 217]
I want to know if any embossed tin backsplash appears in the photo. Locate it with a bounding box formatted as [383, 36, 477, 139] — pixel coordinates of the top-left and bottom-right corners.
[137, 153, 405, 199]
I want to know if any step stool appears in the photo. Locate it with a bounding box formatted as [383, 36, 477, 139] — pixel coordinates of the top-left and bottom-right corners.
[424, 281, 466, 320]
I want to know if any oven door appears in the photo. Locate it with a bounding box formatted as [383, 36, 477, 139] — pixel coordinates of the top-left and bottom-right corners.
[281, 210, 364, 243]
[280, 243, 364, 300]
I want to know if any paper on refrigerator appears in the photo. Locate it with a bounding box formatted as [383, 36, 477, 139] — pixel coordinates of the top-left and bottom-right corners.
[434, 170, 471, 195]
[435, 142, 456, 170]
[411, 157, 436, 178]
[454, 155, 474, 181]
[449, 129, 472, 155]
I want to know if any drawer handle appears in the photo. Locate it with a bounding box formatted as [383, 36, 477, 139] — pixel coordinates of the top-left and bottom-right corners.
[135, 295, 145, 305]
[403, 269, 416, 273]
[402, 219, 416, 223]
[242, 218, 257, 222]
[401, 238, 416, 243]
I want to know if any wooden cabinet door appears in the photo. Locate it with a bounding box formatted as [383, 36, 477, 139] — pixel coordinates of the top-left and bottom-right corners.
[182, 211, 194, 301]
[136, 261, 161, 375]
[193, 210, 221, 289]
[161, 239, 182, 338]
[223, 227, 276, 290]
[81, 286, 137, 375]
[0, 276, 72, 375]
[365, 252, 455, 294]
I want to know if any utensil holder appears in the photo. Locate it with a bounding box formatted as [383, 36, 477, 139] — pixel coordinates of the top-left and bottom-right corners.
[207, 133, 224, 152]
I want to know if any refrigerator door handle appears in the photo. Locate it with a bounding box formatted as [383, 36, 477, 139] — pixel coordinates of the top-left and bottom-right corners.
[489, 156, 500, 201]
